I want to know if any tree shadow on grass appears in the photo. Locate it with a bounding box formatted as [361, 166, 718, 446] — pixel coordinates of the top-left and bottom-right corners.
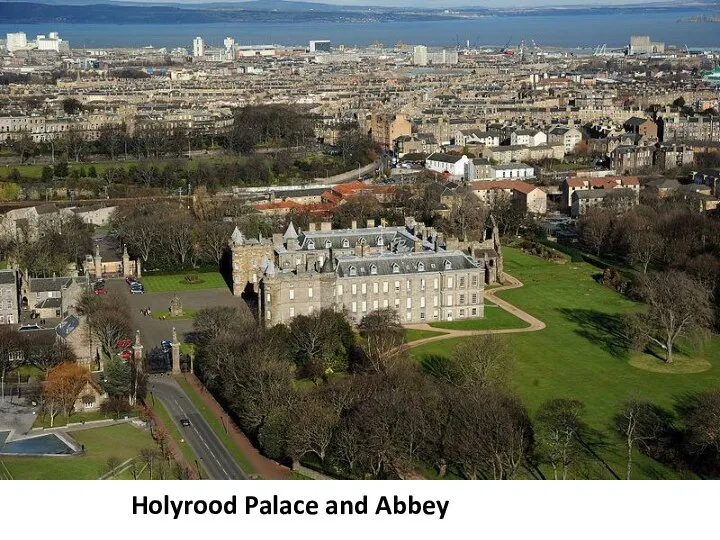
[558, 308, 631, 360]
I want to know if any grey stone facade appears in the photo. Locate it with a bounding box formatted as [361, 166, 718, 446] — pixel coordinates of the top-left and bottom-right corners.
[232, 218, 503, 327]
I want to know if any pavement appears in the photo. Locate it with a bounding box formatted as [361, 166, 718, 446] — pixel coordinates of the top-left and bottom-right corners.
[148, 375, 246, 480]
[105, 278, 247, 352]
[403, 272, 546, 350]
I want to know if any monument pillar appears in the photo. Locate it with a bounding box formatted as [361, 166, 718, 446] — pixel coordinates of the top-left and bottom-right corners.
[132, 330, 144, 364]
[171, 327, 181, 374]
[94, 244, 102, 279]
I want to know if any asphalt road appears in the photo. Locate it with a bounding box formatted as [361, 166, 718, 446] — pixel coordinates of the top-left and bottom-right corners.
[149, 376, 246, 480]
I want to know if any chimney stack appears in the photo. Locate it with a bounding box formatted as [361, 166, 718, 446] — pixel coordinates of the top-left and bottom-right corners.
[308, 222, 316, 232]
[366, 218, 375, 228]
[351, 220, 357, 230]
[320, 221, 332, 232]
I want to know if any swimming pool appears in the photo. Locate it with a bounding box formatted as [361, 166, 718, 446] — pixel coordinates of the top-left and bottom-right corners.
[0, 431, 76, 455]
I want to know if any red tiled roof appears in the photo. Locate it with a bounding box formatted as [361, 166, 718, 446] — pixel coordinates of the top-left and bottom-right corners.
[254, 200, 303, 211]
[471, 180, 538, 194]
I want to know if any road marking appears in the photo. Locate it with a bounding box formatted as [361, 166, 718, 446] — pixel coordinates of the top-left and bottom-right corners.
[172, 396, 232, 479]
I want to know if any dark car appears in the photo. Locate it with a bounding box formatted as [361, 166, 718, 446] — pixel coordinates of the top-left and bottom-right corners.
[180, 418, 191, 427]
[125, 276, 137, 285]
[161, 339, 172, 352]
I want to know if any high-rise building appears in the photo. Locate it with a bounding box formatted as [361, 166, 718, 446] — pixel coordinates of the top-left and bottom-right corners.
[36, 32, 68, 52]
[413, 45, 428, 66]
[223, 37, 235, 51]
[6, 32, 27, 52]
[192, 36, 204, 58]
[309, 40, 331, 53]
[628, 36, 665, 55]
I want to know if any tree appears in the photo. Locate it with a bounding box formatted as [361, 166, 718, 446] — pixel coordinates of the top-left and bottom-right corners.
[680, 390, 720, 461]
[59, 128, 87, 162]
[103, 357, 131, 398]
[358, 309, 407, 373]
[11, 133, 36, 163]
[287, 309, 353, 379]
[448, 188, 488, 241]
[192, 306, 256, 346]
[626, 271, 713, 363]
[423, 334, 512, 389]
[199, 221, 233, 266]
[286, 394, 339, 467]
[83, 295, 132, 361]
[536, 398, 586, 480]
[164, 213, 195, 266]
[27, 340, 75, 375]
[578, 207, 613, 256]
[62, 97, 83, 115]
[43, 362, 89, 426]
[613, 398, 667, 480]
[97, 124, 126, 160]
[0, 327, 25, 401]
[626, 227, 663, 274]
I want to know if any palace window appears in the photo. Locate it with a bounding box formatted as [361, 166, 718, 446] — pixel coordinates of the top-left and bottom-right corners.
[349, 266, 357, 277]
[444, 260, 452, 270]
[417, 261, 425, 272]
[392, 263, 400, 273]
[370, 264, 378, 275]
[342, 238, 350, 248]
[307, 240, 315, 250]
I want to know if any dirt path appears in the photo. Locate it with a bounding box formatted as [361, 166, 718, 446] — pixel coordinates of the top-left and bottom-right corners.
[403, 272, 546, 350]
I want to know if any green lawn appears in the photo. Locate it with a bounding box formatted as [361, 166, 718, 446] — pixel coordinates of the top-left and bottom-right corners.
[405, 328, 448, 342]
[0, 423, 155, 480]
[141, 272, 228, 292]
[176, 378, 257, 475]
[411, 247, 720, 480]
[429, 300, 529, 331]
[152, 309, 197, 320]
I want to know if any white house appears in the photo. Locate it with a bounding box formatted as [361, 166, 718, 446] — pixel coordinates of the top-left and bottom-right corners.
[455, 130, 500, 148]
[425, 153, 471, 178]
[490, 163, 535, 180]
[510, 129, 547, 147]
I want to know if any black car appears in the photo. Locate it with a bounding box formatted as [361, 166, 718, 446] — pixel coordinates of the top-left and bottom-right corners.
[180, 418, 191, 427]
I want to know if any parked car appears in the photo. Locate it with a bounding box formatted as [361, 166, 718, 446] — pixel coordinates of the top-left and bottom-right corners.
[130, 285, 145, 294]
[125, 276, 137, 285]
[161, 339, 172, 352]
[93, 288, 108, 295]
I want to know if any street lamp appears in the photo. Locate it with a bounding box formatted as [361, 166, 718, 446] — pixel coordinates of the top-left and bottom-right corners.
[355, 161, 361, 179]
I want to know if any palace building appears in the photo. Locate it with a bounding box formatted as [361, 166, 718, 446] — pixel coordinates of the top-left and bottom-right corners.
[229, 217, 503, 326]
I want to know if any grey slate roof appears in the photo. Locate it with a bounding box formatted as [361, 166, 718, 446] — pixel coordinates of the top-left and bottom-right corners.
[426, 153, 464, 164]
[30, 277, 72, 293]
[335, 250, 481, 278]
[0, 270, 16, 286]
[298, 226, 416, 252]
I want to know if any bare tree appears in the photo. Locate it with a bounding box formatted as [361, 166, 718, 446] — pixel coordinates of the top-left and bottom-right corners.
[286, 395, 338, 467]
[436, 334, 513, 389]
[165, 214, 195, 266]
[626, 271, 713, 363]
[613, 398, 667, 480]
[627, 228, 663, 274]
[536, 398, 586, 480]
[578, 207, 613, 256]
[0, 327, 25, 401]
[358, 309, 407, 373]
[681, 390, 720, 459]
[200, 221, 233, 265]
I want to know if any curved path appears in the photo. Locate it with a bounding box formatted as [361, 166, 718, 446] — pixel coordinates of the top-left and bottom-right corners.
[403, 272, 546, 350]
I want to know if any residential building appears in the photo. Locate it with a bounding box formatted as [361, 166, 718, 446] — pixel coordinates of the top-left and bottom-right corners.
[561, 176, 640, 208]
[6, 32, 27, 52]
[510, 129, 547, 147]
[624, 117, 658, 139]
[547, 126, 583, 154]
[571, 188, 639, 217]
[425, 153, 470, 177]
[413, 45, 428, 66]
[612, 145, 655, 173]
[371, 112, 412, 148]
[395, 133, 439, 156]
[455, 130, 500, 148]
[470, 181, 547, 215]
[489, 163, 535, 181]
[309, 40, 331, 53]
[656, 144, 694, 170]
[0, 270, 19, 326]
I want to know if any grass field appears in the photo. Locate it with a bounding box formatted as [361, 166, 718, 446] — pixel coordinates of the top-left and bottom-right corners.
[176, 378, 257, 475]
[411, 247, 720, 480]
[0, 424, 155, 480]
[152, 309, 197, 320]
[429, 300, 529, 331]
[141, 272, 228, 293]
[405, 328, 448, 342]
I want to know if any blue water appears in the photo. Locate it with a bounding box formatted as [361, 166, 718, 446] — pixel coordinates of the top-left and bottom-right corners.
[1, 11, 719, 49]
[0, 431, 75, 455]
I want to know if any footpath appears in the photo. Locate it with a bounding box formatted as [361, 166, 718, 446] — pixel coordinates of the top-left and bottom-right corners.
[403, 272, 546, 350]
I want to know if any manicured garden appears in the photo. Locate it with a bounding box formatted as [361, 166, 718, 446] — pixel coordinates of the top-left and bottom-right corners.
[411, 247, 720, 479]
[0, 423, 155, 480]
[429, 300, 529, 331]
[140, 272, 228, 292]
[405, 328, 448, 343]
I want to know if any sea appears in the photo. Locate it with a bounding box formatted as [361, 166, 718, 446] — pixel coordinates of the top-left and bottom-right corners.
[1, 10, 719, 50]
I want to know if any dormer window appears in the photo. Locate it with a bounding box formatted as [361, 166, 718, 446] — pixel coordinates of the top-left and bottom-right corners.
[325, 240, 332, 249]
[349, 266, 357, 277]
[376, 236, 384, 246]
[392, 263, 400, 274]
[417, 262, 425, 272]
[444, 260, 452, 270]
[342, 238, 349, 248]
[370, 264, 378, 275]
[307, 240, 315, 250]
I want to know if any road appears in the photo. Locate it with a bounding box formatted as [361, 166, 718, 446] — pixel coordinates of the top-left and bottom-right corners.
[149, 376, 246, 480]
